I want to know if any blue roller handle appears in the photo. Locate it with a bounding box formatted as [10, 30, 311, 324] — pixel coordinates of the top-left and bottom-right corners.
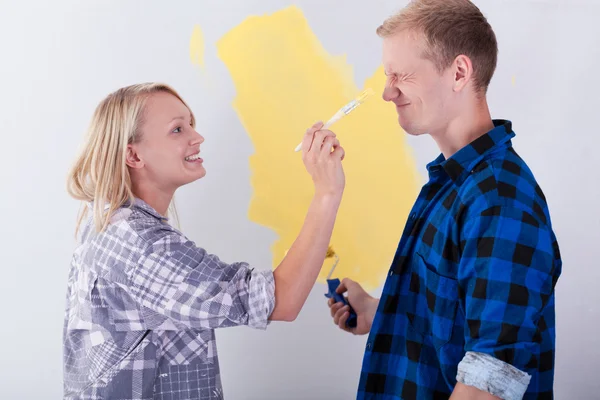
[325, 278, 357, 328]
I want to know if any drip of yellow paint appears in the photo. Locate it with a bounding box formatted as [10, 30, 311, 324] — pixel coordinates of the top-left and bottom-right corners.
[214, 6, 419, 291]
[190, 25, 205, 68]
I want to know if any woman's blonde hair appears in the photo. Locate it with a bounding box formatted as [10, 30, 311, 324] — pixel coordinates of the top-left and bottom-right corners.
[67, 82, 195, 235]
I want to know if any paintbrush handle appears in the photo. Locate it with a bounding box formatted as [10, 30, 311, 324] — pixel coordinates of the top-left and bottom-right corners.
[294, 88, 373, 152]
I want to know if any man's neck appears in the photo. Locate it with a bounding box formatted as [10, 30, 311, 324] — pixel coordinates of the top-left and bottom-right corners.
[430, 96, 494, 160]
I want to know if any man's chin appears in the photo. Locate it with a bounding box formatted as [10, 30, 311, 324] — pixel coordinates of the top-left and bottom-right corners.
[398, 120, 424, 136]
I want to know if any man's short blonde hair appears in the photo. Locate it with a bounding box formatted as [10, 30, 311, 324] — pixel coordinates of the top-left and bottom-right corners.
[377, 0, 498, 93]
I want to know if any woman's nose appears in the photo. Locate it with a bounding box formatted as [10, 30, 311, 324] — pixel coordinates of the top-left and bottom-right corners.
[191, 130, 204, 145]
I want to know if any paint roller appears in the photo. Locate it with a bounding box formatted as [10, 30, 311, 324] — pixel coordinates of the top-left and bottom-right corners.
[324, 245, 358, 328]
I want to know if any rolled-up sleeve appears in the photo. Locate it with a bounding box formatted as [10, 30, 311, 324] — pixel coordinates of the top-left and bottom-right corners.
[456, 205, 558, 399]
[129, 232, 275, 330]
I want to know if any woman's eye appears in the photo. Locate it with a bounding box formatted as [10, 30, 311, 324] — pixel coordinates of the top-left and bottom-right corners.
[173, 127, 182, 133]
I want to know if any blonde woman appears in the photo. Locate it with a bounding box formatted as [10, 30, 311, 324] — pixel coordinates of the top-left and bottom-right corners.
[63, 83, 345, 399]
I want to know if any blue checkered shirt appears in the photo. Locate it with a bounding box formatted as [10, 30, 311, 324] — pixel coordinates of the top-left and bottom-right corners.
[63, 199, 275, 399]
[357, 120, 561, 399]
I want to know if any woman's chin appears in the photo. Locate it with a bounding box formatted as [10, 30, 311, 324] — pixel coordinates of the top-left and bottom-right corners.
[184, 160, 206, 176]
[176, 166, 206, 188]
[190, 167, 206, 182]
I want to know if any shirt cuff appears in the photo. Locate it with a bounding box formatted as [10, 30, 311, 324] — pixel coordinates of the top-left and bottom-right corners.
[246, 269, 275, 330]
[456, 351, 531, 400]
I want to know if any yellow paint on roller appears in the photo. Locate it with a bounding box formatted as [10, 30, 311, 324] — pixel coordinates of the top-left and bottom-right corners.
[190, 25, 205, 68]
[214, 6, 420, 291]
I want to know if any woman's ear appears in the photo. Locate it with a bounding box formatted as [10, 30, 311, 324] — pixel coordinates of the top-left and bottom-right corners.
[125, 144, 144, 169]
[452, 54, 473, 92]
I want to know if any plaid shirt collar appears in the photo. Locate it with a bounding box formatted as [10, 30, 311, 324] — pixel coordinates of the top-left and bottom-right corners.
[129, 198, 169, 221]
[87, 197, 169, 222]
[426, 119, 515, 183]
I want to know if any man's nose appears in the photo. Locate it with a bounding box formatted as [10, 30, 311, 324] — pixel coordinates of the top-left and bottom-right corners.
[382, 86, 400, 102]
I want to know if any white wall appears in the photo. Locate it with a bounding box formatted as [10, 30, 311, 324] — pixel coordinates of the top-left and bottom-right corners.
[0, 0, 598, 398]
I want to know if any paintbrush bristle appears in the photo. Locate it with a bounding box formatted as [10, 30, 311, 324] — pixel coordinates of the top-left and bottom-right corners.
[357, 88, 374, 103]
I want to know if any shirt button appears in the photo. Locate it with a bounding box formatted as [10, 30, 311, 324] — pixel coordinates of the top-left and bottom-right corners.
[410, 213, 416, 220]
[366, 342, 372, 350]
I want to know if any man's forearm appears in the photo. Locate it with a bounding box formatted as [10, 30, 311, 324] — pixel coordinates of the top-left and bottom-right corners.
[450, 382, 501, 400]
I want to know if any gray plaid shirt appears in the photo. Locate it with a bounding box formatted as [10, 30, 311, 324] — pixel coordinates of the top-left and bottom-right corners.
[63, 199, 275, 399]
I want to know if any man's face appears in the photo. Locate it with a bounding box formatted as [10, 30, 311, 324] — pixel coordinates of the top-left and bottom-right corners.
[381, 30, 455, 136]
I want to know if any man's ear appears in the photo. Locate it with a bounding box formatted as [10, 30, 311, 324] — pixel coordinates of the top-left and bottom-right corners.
[125, 144, 144, 169]
[453, 54, 473, 92]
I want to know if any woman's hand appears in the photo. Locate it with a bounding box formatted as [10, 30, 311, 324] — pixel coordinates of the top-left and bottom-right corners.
[300, 121, 345, 199]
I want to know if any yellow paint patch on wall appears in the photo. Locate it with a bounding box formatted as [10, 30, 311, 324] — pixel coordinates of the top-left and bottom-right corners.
[190, 25, 205, 68]
[214, 6, 420, 291]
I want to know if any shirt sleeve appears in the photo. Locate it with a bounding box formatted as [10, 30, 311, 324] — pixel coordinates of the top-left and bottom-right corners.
[456, 205, 558, 399]
[128, 231, 275, 330]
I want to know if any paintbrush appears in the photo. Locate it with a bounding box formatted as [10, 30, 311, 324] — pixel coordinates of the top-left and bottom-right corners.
[294, 88, 374, 152]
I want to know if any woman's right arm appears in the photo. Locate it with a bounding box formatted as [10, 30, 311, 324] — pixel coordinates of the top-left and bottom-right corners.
[128, 122, 345, 329]
[268, 121, 346, 321]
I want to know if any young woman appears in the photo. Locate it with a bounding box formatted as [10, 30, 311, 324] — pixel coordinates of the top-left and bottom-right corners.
[63, 83, 345, 399]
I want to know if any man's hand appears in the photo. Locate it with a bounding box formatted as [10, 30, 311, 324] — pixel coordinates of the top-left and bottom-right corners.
[327, 278, 379, 335]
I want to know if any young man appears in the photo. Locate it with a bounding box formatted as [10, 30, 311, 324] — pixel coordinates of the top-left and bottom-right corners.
[327, 1, 561, 399]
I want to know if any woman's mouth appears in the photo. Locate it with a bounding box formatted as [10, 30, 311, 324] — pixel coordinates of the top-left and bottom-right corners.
[185, 151, 203, 163]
